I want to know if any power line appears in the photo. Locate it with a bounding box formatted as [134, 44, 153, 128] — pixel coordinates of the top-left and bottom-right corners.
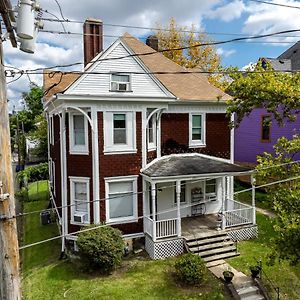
[19, 173, 300, 250]
[14, 27, 300, 74]
[248, 0, 300, 10]
[12, 159, 300, 220]
[38, 29, 300, 45]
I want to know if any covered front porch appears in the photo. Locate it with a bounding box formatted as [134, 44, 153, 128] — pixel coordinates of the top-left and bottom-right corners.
[141, 154, 256, 242]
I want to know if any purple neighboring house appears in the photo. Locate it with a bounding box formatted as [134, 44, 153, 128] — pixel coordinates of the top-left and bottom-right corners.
[235, 108, 300, 164]
[235, 42, 300, 164]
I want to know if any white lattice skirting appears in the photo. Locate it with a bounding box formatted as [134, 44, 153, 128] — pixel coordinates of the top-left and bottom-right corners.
[227, 225, 258, 241]
[145, 235, 184, 260]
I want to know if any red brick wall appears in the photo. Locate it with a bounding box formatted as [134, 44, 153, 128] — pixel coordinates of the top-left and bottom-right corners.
[98, 112, 143, 234]
[65, 113, 94, 233]
[161, 113, 230, 159]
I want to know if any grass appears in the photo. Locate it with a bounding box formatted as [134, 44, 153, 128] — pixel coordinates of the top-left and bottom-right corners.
[23, 257, 228, 300]
[22, 185, 229, 300]
[28, 180, 49, 202]
[234, 180, 271, 210]
[228, 213, 300, 300]
[22, 181, 60, 273]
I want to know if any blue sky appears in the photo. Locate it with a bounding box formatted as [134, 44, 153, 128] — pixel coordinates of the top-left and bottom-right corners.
[5, 0, 300, 109]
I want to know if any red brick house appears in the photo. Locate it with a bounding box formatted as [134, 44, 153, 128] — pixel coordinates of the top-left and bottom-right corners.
[44, 19, 257, 260]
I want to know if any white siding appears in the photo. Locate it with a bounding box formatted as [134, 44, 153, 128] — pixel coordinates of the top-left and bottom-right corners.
[66, 42, 168, 98]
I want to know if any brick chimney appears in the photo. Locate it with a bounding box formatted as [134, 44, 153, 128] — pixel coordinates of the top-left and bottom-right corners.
[83, 18, 103, 66]
[146, 35, 159, 51]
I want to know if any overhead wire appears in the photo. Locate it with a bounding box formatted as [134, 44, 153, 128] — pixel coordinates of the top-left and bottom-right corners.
[11, 159, 300, 220]
[248, 0, 300, 10]
[19, 173, 300, 250]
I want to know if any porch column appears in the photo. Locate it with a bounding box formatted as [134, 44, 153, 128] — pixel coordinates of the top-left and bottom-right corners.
[176, 180, 182, 237]
[221, 177, 226, 230]
[251, 174, 256, 225]
[151, 183, 156, 241]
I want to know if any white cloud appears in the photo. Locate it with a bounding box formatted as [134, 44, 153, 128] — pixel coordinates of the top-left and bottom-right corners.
[217, 47, 236, 58]
[205, 0, 245, 22]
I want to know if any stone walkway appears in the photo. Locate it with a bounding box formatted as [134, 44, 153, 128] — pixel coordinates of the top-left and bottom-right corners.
[255, 207, 275, 219]
[208, 260, 265, 299]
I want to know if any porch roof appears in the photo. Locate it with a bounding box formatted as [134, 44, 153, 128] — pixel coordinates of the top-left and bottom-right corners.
[141, 154, 252, 180]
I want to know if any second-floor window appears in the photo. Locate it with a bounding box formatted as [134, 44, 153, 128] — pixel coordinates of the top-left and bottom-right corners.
[261, 115, 271, 142]
[110, 74, 131, 92]
[147, 115, 156, 150]
[104, 112, 136, 154]
[113, 114, 126, 144]
[189, 113, 205, 147]
[69, 113, 88, 154]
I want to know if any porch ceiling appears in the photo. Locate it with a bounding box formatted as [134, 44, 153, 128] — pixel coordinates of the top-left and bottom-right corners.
[141, 154, 252, 179]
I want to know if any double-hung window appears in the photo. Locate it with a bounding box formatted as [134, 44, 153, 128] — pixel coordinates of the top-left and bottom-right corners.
[105, 176, 138, 223]
[49, 115, 54, 145]
[205, 179, 217, 201]
[69, 113, 88, 154]
[104, 112, 136, 154]
[70, 177, 90, 224]
[147, 116, 156, 150]
[110, 74, 131, 92]
[189, 113, 205, 147]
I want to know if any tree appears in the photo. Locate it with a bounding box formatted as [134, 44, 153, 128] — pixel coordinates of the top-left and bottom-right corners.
[22, 85, 43, 116]
[227, 62, 300, 264]
[227, 63, 300, 126]
[256, 135, 300, 264]
[155, 18, 221, 85]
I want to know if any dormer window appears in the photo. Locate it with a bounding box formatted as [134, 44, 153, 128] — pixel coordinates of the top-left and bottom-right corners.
[111, 74, 131, 92]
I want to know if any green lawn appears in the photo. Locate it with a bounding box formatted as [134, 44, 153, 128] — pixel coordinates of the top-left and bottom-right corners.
[28, 180, 50, 202]
[234, 180, 271, 210]
[22, 194, 229, 299]
[228, 213, 300, 300]
[23, 257, 228, 300]
[22, 187, 60, 273]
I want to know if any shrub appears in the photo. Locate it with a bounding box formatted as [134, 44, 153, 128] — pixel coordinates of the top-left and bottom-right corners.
[17, 162, 49, 185]
[175, 253, 206, 285]
[76, 225, 124, 273]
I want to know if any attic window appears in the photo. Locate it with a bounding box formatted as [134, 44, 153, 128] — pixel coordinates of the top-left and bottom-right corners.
[111, 74, 131, 92]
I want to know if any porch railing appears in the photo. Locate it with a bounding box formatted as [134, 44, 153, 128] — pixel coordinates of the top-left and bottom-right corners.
[224, 199, 254, 228]
[156, 218, 177, 239]
[144, 216, 153, 237]
[144, 216, 178, 239]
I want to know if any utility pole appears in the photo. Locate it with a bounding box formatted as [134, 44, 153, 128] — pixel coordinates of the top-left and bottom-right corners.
[0, 0, 21, 299]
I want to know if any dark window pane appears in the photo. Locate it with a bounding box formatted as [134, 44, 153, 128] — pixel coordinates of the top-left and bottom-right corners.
[262, 116, 271, 141]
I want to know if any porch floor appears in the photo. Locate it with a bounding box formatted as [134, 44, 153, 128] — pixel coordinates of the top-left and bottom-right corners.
[181, 214, 221, 238]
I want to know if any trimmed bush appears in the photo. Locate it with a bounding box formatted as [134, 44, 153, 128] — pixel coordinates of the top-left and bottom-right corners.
[175, 253, 206, 285]
[76, 225, 124, 273]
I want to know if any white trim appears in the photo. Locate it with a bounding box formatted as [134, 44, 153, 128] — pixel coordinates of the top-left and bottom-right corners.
[69, 176, 91, 226]
[105, 175, 138, 224]
[69, 112, 89, 155]
[123, 232, 145, 239]
[103, 111, 136, 154]
[91, 107, 100, 224]
[230, 113, 234, 163]
[49, 115, 54, 145]
[189, 113, 206, 148]
[51, 160, 56, 196]
[147, 114, 156, 151]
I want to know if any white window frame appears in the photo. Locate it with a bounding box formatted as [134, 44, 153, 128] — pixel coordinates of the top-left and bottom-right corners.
[103, 111, 136, 154]
[49, 115, 54, 145]
[70, 176, 90, 225]
[105, 175, 138, 224]
[110, 73, 131, 92]
[147, 115, 157, 151]
[49, 159, 56, 196]
[189, 113, 206, 148]
[69, 112, 89, 155]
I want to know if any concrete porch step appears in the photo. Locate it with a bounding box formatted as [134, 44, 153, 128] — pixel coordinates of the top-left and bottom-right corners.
[237, 286, 260, 297]
[187, 240, 234, 252]
[239, 295, 265, 300]
[196, 245, 237, 257]
[202, 251, 240, 263]
[186, 235, 231, 247]
[205, 259, 226, 268]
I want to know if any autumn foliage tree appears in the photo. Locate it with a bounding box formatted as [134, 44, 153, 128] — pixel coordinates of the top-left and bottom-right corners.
[155, 18, 221, 84]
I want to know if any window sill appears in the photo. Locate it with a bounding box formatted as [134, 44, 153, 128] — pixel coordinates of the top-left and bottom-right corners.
[69, 149, 89, 155]
[104, 149, 137, 155]
[106, 217, 138, 225]
[147, 145, 156, 152]
[189, 143, 206, 149]
[70, 221, 90, 226]
[109, 90, 133, 93]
